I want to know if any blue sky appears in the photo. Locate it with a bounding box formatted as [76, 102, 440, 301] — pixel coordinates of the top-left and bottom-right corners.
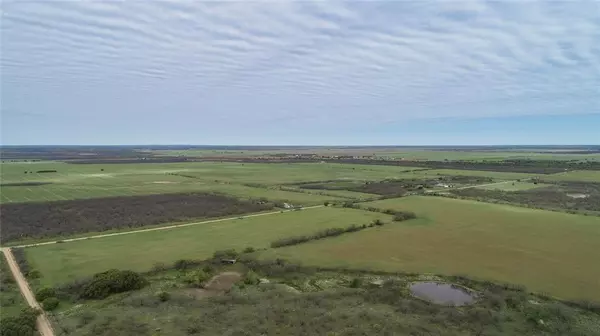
[1, 1, 599, 145]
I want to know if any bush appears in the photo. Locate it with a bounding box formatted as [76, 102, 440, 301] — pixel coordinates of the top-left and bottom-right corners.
[372, 219, 384, 226]
[42, 297, 60, 311]
[151, 262, 168, 273]
[213, 249, 239, 260]
[35, 287, 56, 302]
[243, 247, 256, 254]
[156, 291, 170, 302]
[244, 270, 260, 285]
[173, 259, 195, 271]
[184, 270, 210, 287]
[0, 307, 40, 336]
[80, 269, 148, 299]
[393, 211, 417, 221]
[349, 278, 363, 288]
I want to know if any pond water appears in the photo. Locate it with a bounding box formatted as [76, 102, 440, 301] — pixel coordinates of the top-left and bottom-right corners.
[409, 282, 475, 306]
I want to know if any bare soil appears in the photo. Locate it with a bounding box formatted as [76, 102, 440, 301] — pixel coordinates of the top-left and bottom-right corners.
[184, 272, 242, 299]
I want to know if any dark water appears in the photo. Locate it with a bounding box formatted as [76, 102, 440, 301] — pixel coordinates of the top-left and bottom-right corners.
[410, 282, 475, 306]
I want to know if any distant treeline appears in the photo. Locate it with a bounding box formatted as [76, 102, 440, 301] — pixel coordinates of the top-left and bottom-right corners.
[203, 158, 600, 173]
[67, 158, 190, 164]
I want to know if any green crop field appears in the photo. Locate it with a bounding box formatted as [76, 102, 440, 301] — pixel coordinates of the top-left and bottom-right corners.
[542, 170, 600, 183]
[261, 196, 600, 301]
[407, 169, 536, 180]
[24, 207, 390, 286]
[0, 161, 418, 204]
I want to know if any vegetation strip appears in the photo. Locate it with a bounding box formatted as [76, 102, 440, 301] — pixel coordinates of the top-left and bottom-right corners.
[0, 192, 274, 244]
[11, 206, 323, 249]
[1, 248, 54, 336]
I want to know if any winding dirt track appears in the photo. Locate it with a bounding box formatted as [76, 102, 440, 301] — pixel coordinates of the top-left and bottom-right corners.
[2, 247, 55, 336]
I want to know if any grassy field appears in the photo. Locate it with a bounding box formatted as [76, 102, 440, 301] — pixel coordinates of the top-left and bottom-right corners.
[261, 196, 600, 301]
[24, 207, 390, 286]
[474, 181, 550, 191]
[407, 168, 536, 180]
[542, 170, 600, 183]
[0, 162, 417, 204]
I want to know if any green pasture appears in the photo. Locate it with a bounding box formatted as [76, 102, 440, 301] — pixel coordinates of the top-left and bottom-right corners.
[261, 196, 600, 301]
[474, 181, 550, 191]
[542, 170, 600, 183]
[0, 162, 421, 204]
[407, 169, 536, 180]
[24, 207, 390, 286]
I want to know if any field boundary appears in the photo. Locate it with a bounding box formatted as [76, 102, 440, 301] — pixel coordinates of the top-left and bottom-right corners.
[1, 248, 55, 336]
[12, 205, 324, 249]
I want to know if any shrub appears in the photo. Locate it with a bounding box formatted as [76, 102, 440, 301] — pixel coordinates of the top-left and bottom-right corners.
[184, 270, 210, 287]
[349, 278, 363, 288]
[151, 262, 168, 273]
[156, 291, 170, 302]
[243, 247, 256, 254]
[213, 249, 239, 260]
[324, 201, 330, 206]
[174, 259, 195, 271]
[80, 269, 148, 299]
[0, 307, 39, 336]
[35, 287, 56, 302]
[372, 219, 384, 226]
[393, 211, 417, 222]
[244, 270, 260, 285]
[42, 297, 60, 311]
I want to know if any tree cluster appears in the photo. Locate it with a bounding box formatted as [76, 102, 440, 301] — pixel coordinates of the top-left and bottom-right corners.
[0, 192, 273, 243]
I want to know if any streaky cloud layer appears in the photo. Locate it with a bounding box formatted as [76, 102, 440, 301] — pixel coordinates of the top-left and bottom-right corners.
[1, 0, 599, 144]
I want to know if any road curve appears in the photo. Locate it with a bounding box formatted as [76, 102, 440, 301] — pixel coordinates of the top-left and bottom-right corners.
[2, 247, 55, 336]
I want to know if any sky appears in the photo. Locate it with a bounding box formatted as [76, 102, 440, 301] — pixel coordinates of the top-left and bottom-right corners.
[1, 0, 599, 146]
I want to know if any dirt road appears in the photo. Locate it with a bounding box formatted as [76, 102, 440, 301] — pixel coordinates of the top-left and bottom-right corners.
[13, 205, 324, 248]
[2, 247, 55, 336]
[425, 179, 529, 193]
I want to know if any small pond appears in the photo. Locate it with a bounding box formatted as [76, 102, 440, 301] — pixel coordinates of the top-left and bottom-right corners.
[409, 282, 475, 306]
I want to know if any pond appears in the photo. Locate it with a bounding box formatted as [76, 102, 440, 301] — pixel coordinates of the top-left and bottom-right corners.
[409, 282, 475, 306]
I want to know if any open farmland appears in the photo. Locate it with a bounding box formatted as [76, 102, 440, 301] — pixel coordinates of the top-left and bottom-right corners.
[23, 207, 390, 286]
[542, 170, 600, 183]
[0, 161, 418, 204]
[261, 196, 600, 301]
[409, 168, 536, 180]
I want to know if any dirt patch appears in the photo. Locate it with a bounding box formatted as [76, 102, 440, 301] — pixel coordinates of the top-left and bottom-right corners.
[184, 272, 242, 300]
[567, 193, 589, 199]
[151, 181, 178, 184]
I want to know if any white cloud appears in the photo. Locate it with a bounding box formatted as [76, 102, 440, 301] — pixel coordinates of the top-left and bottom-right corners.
[1, 0, 599, 134]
